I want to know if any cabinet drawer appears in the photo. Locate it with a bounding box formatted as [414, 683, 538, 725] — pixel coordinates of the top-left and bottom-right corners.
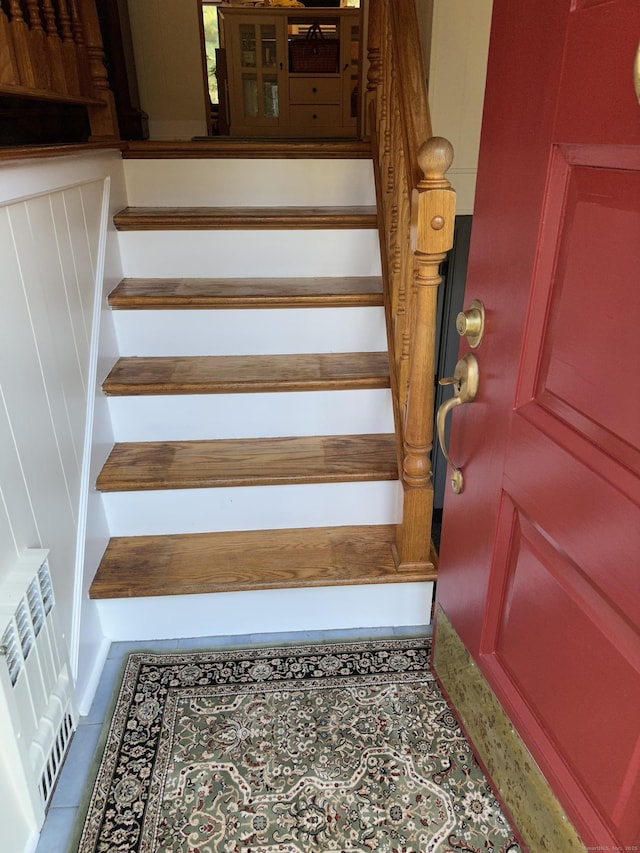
[289, 104, 342, 127]
[289, 77, 341, 104]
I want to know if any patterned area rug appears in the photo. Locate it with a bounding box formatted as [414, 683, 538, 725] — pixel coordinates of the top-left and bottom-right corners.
[76, 639, 522, 852]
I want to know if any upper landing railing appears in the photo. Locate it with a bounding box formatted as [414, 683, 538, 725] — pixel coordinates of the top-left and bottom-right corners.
[366, 0, 456, 573]
[0, 0, 118, 139]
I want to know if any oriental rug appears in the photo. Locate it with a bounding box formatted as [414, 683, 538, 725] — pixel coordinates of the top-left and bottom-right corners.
[75, 639, 522, 852]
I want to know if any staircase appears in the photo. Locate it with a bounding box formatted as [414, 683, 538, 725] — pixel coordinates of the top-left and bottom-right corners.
[88, 143, 436, 641]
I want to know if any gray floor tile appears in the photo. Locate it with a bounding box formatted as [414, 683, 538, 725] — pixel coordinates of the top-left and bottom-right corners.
[49, 724, 102, 809]
[107, 638, 179, 658]
[35, 806, 76, 853]
[393, 624, 431, 637]
[178, 633, 255, 650]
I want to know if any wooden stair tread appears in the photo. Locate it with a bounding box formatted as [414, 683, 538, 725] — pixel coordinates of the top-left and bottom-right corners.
[108, 277, 383, 309]
[103, 352, 391, 396]
[122, 139, 372, 159]
[96, 434, 398, 492]
[113, 205, 378, 231]
[89, 524, 436, 600]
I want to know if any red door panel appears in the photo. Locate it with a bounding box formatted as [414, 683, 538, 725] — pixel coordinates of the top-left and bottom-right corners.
[504, 418, 639, 627]
[435, 0, 640, 846]
[518, 146, 640, 469]
[490, 501, 640, 839]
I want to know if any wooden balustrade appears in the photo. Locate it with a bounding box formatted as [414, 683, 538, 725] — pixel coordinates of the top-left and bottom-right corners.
[367, 0, 456, 573]
[0, 0, 117, 139]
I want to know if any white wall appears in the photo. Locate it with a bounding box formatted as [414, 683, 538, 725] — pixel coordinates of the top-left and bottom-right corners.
[415, 0, 434, 87]
[427, 0, 493, 213]
[0, 151, 126, 851]
[128, 0, 208, 139]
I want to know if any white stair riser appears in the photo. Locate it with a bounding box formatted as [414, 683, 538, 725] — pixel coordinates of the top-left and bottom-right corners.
[107, 389, 394, 442]
[102, 480, 402, 537]
[124, 159, 376, 207]
[112, 307, 387, 356]
[117, 230, 381, 278]
[96, 582, 434, 641]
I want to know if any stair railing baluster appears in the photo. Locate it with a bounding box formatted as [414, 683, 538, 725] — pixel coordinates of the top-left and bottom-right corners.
[24, 1, 50, 88]
[7, 0, 38, 87]
[41, 0, 67, 92]
[67, 0, 92, 96]
[364, 0, 381, 140]
[0, 3, 20, 85]
[56, 0, 81, 94]
[0, 0, 118, 140]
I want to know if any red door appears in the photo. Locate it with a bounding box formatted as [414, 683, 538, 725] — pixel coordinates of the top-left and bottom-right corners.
[435, 0, 640, 846]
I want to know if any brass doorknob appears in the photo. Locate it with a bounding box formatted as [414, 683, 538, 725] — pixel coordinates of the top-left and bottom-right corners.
[456, 299, 485, 348]
[436, 353, 479, 494]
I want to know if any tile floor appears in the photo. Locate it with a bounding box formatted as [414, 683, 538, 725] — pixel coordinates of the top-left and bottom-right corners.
[36, 625, 429, 853]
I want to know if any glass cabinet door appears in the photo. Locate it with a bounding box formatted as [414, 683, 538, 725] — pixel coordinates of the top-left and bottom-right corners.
[229, 17, 285, 127]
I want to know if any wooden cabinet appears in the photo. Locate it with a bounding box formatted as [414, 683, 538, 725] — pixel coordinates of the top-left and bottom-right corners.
[218, 7, 359, 138]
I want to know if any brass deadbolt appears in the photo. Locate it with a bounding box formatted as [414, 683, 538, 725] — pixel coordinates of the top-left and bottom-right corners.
[456, 299, 485, 348]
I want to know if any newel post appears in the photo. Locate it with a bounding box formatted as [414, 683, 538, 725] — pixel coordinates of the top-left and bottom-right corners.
[75, 0, 119, 139]
[395, 137, 456, 572]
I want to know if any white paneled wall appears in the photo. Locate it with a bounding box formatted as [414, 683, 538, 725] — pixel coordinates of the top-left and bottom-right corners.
[0, 152, 126, 851]
[0, 184, 100, 631]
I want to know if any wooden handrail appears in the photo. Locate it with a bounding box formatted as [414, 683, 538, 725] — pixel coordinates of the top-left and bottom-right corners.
[367, 0, 456, 573]
[0, 0, 118, 139]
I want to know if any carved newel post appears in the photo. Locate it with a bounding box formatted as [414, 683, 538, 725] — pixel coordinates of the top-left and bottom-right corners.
[76, 0, 119, 139]
[395, 137, 456, 572]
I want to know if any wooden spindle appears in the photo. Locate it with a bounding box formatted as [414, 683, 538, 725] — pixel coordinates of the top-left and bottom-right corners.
[41, 0, 67, 92]
[0, 5, 20, 84]
[396, 182, 412, 411]
[67, 0, 92, 95]
[25, 0, 50, 89]
[382, 22, 392, 180]
[364, 0, 381, 138]
[57, 0, 74, 41]
[75, 0, 118, 138]
[7, 0, 38, 87]
[54, 0, 80, 94]
[395, 137, 455, 571]
[375, 0, 389, 172]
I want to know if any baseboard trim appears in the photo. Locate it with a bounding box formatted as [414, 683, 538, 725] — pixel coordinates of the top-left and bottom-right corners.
[432, 606, 586, 853]
[76, 636, 111, 717]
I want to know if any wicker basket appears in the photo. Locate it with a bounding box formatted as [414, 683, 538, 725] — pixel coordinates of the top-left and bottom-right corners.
[289, 23, 340, 74]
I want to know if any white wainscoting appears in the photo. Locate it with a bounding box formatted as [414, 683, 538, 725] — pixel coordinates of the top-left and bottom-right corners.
[0, 151, 127, 851]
